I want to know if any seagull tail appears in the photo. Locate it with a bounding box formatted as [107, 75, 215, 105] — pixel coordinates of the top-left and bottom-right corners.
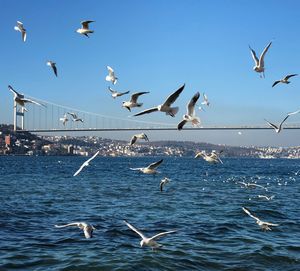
[168, 107, 179, 117]
[136, 103, 143, 107]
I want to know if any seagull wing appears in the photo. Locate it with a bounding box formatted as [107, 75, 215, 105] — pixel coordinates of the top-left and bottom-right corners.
[124, 220, 146, 239]
[22, 30, 27, 42]
[242, 207, 260, 222]
[149, 230, 176, 241]
[81, 20, 94, 29]
[147, 159, 163, 169]
[162, 84, 185, 107]
[285, 74, 298, 80]
[278, 115, 289, 130]
[130, 135, 137, 145]
[107, 66, 114, 76]
[272, 80, 281, 87]
[187, 92, 200, 116]
[73, 162, 87, 176]
[249, 46, 259, 65]
[54, 222, 81, 228]
[119, 91, 130, 96]
[21, 98, 45, 107]
[133, 107, 158, 117]
[143, 133, 149, 141]
[86, 150, 100, 163]
[259, 41, 272, 68]
[263, 221, 279, 227]
[130, 167, 143, 171]
[130, 92, 149, 103]
[52, 64, 58, 77]
[8, 85, 22, 97]
[264, 119, 278, 130]
[160, 181, 164, 192]
[67, 112, 77, 119]
[177, 120, 187, 131]
[288, 109, 300, 116]
[17, 21, 24, 28]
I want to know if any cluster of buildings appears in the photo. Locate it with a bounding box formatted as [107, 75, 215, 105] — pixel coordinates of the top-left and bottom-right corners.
[1, 125, 300, 158]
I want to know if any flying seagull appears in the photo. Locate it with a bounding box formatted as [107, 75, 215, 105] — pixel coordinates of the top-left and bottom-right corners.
[46, 61, 58, 77]
[73, 150, 100, 176]
[272, 74, 298, 87]
[8, 85, 45, 108]
[105, 66, 118, 85]
[122, 92, 149, 111]
[14, 21, 26, 42]
[124, 220, 176, 249]
[195, 150, 223, 164]
[160, 177, 171, 192]
[108, 87, 129, 98]
[133, 84, 185, 117]
[59, 114, 69, 126]
[257, 195, 275, 201]
[249, 41, 272, 78]
[76, 20, 94, 37]
[54, 222, 96, 238]
[201, 93, 210, 106]
[130, 133, 149, 145]
[238, 181, 268, 191]
[67, 112, 84, 123]
[242, 207, 279, 231]
[130, 159, 163, 174]
[264, 115, 290, 133]
[177, 92, 200, 130]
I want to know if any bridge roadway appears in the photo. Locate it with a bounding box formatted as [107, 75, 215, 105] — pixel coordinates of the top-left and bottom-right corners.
[15, 126, 300, 133]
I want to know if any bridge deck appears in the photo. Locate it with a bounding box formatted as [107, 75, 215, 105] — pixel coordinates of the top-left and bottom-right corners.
[15, 126, 300, 132]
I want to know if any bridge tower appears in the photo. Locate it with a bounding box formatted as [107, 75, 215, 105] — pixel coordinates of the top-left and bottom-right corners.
[13, 100, 25, 131]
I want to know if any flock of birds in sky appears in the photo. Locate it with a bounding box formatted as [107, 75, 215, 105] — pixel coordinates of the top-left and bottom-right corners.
[10, 19, 299, 248]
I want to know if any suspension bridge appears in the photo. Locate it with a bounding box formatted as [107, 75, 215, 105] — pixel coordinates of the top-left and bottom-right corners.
[12, 95, 300, 133]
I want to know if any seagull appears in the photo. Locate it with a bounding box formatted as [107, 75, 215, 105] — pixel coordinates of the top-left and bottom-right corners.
[59, 114, 69, 126]
[237, 181, 268, 191]
[257, 195, 275, 201]
[8, 85, 45, 108]
[108, 87, 129, 98]
[264, 115, 290, 133]
[160, 177, 171, 192]
[130, 159, 163, 174]
[242, 207, 279, 231]
[195, 150, 223, 164]
[249, 41, 272, 78]
[201, 93, 210, 106]
[14, 21, 26, 42]
[73, 150, 100, 176]
[76, 20, 94, 37]
[272, 74, 298, 87]
[177, 92, 200, 130]
[54, 222, 96, 238]
[130, 133, 149, 145]
[46, 61, 58, 77]
[67, 112, 83, 122]
[133, 84, 185, 117]
[124, 220, 176, 249]
[122, 92, 149, 111]
[105, 66, 118, 85]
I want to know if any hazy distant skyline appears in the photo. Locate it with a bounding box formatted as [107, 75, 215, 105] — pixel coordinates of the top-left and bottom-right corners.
[1, 0, 300, 147]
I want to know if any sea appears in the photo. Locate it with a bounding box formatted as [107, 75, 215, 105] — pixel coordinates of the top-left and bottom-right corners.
[0, 156, 299, 271]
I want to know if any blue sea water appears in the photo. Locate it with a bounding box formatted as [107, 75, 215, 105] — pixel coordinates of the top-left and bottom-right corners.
[0, 156, 299, 271]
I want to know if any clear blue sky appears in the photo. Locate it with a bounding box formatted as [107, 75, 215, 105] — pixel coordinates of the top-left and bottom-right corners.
[1, 0, 300, 146]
